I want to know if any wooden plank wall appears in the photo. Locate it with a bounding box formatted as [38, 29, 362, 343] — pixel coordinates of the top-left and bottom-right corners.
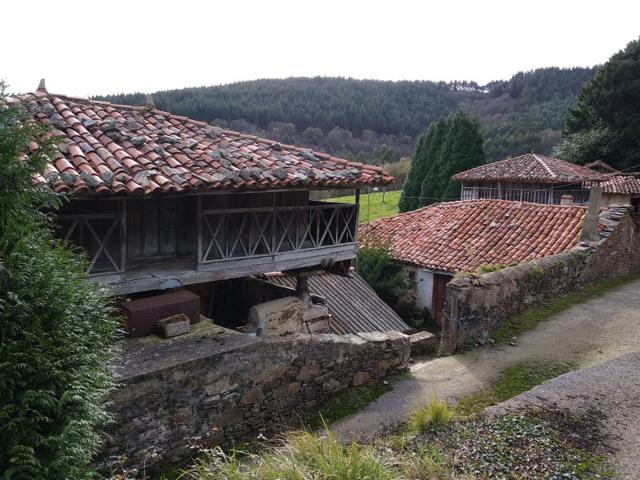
[126, 197, 196, 260]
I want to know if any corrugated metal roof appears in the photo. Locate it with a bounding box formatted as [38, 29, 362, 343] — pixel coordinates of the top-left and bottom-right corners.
[266, 272, 410, 335]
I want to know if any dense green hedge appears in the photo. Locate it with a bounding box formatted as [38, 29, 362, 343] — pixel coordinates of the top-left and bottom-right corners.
[0, 84, 118, 479]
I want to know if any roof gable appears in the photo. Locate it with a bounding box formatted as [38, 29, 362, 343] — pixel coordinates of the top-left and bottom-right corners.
[12, 91, 392, 196]
[359, 200, 587, 273]
[452, 153, 601, 184]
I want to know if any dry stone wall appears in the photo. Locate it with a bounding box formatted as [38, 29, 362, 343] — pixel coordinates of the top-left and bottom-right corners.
[441, 206, 640, 352]
[100, 331, 409, 470]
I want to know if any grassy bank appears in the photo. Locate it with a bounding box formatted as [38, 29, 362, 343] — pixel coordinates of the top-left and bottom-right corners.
[328, 190, 401, 223]
[491, 273, 640, 344]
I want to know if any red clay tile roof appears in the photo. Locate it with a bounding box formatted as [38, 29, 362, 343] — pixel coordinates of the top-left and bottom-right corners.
[584, 160, 620, 174]
[452, 153, 602, 185]
[585, 175, 640, 195]
[10, 91, 392, 196]
[359, 200, 587, 273]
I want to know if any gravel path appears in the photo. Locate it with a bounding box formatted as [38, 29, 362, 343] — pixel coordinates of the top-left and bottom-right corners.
[487, 352, 640, 480]
[331, 279, 640, 445]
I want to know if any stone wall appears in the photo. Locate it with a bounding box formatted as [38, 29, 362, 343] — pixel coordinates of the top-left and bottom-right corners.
[101, 331, 409, 470]
[440, 206, 640, 353]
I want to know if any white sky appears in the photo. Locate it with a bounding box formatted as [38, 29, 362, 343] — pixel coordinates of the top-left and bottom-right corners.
[2, 0, 639, 97]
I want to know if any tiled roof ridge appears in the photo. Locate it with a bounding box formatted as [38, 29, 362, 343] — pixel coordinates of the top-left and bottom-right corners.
[368, 198, 587, 226]
[533, 153, 557, 179]
[17, 91, 386, 176]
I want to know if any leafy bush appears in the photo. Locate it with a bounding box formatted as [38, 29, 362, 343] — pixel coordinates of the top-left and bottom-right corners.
[356, 243, 406, 308]
[409, 396, 452, 432]
[0, 84, 118, 479]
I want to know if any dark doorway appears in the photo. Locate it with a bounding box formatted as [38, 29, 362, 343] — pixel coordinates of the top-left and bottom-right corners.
[433, 273, 452, 327]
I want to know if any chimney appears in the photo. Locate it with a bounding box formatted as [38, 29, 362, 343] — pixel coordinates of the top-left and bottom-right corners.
[36, 78, 47, 92]
[580, 186, 602, 242]
[560, 194, 573, 206]
[145, 94, 155, 109]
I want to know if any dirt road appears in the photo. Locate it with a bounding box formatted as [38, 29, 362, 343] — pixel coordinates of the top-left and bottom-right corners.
[331, 279, 640, 443]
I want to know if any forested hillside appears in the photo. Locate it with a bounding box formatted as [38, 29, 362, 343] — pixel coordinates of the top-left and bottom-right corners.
[99, 67, 597, 165]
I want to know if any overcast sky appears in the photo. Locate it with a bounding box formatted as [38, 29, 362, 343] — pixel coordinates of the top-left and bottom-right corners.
[2, 0, 639, 97]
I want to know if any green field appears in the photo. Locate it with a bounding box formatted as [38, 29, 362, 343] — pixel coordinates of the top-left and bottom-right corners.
[328, 190, 401, 223]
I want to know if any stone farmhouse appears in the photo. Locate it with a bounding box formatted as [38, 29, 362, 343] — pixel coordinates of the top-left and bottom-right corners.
[360, 199, 591, 325]
[585, 173, 640, 212]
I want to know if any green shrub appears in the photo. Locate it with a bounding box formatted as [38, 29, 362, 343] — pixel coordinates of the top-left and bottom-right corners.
[408, 396, 452, 432]
[356, 243, 406, 308]
[0, 84, 118, 479]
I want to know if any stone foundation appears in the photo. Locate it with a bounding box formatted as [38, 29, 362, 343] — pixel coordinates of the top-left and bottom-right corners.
[100, 325, 409, 470]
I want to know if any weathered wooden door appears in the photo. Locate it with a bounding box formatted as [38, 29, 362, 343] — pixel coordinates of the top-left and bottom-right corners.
[432, 274, 452, 327]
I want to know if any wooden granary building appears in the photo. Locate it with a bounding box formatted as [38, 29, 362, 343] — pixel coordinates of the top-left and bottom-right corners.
[453, 153, 601, 205]
[13, 86, 392, 334]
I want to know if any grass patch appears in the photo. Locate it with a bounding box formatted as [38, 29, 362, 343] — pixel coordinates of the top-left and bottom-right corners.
[304, 382, 392, 429]
[408, 396, 452, 432]
[328, 190, 400, 223]
[185, 430, 396, 480]
[453, 361, 572, 417]
[185, 411, 611, 479]
[491, 273, 640, 344]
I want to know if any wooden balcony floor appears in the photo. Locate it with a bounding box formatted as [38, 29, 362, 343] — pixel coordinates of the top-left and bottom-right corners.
[93, 243, 357, 295]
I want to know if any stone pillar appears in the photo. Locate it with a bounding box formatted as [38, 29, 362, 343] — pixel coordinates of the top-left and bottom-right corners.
[580, 186, 602, 242]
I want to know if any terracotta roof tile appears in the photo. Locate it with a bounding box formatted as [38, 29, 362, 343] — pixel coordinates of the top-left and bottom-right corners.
[585, 175, 640, 195]
[453, 153, 602, 185]
[14, 92, 392, 196]
[359, 200, 588, 273]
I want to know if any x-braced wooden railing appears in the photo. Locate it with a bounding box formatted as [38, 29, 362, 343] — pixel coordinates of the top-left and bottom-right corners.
[59, 213, 125, 275]
[198, 203, 358, 264]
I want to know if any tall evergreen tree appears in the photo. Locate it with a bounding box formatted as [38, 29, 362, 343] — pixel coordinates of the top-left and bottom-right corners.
[437, 111, 486, 200]
[398, 133, 428, 212]
[558, 38, 640, 169]
[418, 118, 449, 207]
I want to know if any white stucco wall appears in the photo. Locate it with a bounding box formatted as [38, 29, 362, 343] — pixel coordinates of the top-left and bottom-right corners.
[415, 269, 434, 312]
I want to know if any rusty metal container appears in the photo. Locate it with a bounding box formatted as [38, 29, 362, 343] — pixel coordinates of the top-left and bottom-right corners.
[120, 290, 200, 337]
